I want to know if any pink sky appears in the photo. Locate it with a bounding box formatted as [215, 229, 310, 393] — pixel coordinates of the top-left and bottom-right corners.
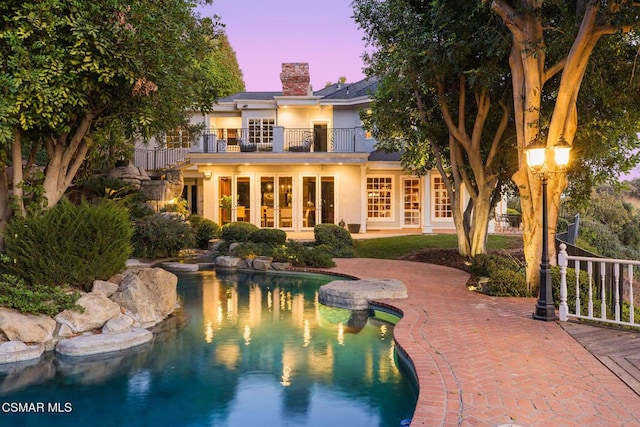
[197, 0, 367, 91]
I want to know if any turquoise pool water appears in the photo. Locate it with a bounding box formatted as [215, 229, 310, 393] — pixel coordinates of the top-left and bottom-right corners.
[0, 270, 417, 426]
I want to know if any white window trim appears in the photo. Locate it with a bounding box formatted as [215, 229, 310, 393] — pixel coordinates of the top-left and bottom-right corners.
[366, 175, 394, 222]
[247, 118, 275, 144]
[430, 175, 452, 221]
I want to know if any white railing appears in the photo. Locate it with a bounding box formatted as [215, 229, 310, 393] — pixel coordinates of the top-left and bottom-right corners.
[558, 243, 637, 328]
[134, 147, 190, 171]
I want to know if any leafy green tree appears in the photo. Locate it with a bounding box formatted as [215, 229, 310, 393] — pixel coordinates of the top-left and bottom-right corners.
[355, 0, 640, 286]
[354, 0, 516, 256]
[0, 0, 232, 227]
[491, 1, 640, 286]
[193, 32, 245, 106]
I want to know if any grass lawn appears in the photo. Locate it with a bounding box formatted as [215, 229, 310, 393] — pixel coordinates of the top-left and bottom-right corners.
[354, 234, 523, 259]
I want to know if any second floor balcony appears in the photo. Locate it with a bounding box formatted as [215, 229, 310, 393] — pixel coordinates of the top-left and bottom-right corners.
[134, 126, 375, 171]
[194, 127, 372, 154]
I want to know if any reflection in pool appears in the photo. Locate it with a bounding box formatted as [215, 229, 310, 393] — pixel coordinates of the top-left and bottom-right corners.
[0, 270, 417, 426]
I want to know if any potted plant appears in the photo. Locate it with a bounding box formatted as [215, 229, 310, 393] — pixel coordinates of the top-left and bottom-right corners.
[220, 195, 233, 224]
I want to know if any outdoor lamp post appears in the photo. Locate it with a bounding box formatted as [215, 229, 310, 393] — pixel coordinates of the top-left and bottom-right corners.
[525, 135, 571, 321]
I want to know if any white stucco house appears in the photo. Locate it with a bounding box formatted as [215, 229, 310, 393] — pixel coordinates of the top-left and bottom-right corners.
[134, 62, 504, 233]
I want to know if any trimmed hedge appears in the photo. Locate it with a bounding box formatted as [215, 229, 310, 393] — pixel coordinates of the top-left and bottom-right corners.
[189, 215, 221, 249]
[221, 222, 260, 243]
[249, 228, 287, 246]
[313, 224, 355, 258]
[4, 199, 133, 291]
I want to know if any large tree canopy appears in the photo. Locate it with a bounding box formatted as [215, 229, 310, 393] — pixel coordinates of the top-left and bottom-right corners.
[355, 0, 640, 288]
[490, 0, 640, 287]
[0, 0, 236, 225]
[354, 0, 516, 257]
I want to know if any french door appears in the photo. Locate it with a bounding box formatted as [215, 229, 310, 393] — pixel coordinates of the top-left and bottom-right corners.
[218, 176, 252, 224]
[301, 176, 334, 229]
[259, 175, 293, 229]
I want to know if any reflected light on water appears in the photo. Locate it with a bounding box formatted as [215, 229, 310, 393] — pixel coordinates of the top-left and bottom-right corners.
[281, 365, 292, 387]
[127, 370, 151, 402]
[337, 323, 344, 346]
[243, 325, 251, 345]
[205, 320, 214, 343]
[380, 324, 387, 341]
[303, 319, 311, 347]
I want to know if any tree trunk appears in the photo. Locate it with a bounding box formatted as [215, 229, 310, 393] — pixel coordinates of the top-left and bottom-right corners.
[493, 0, 607, 291]
[42, 113, 93, 208]
[11, 128, 25, 217]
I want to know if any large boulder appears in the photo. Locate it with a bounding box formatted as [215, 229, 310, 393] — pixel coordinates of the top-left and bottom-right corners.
[161, 262, 199, 273]
[109, 268, 178, 328]
[108, 162, 150, 188]
[251, 256, 273, 271]
[102, 315, 134, 334]
[216, 256, 241, 268]
[318, 278, 408, 310]
[56, 328, 153, 357]
[54, 292, 121, 335]
[0, 341, 44, 364]
[91, 280, 120, 297]
[0, 308, 56, 344]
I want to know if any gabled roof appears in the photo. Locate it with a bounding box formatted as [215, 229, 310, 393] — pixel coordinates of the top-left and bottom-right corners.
[316, 77, 379, 100]
[217, 77, 379, 103]
[217, 91, 282, 102]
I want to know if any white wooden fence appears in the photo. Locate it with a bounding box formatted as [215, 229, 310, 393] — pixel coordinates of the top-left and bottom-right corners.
[558, 243, 637, 327]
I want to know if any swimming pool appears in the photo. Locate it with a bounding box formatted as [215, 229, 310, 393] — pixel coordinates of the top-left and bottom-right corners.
[0, 269, 417, 426]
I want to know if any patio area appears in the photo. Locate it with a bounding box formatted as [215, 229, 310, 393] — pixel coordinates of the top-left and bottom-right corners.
[329, 258, 640, 426]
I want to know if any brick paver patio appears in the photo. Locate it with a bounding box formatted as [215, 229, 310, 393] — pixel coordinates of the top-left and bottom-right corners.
[331, 258, 640, 427]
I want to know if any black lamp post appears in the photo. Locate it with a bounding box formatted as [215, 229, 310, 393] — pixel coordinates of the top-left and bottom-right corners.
[525, 135, 571, 322]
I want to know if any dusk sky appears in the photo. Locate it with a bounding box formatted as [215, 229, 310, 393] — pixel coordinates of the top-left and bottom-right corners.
[197, 0, 368, 91]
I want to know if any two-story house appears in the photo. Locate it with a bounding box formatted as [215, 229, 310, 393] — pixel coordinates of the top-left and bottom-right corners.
[136, 63, 495, 234]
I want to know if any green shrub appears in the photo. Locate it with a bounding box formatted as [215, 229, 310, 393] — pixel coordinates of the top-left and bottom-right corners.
[231, 242, 265, 259]
[249, 228, 287, 246]
[271, 244, 293, 263]
[189, 215, 221, 249]
[75, 175, 153, 219]
[132, 213, 196, 259]
[313, 224, 355, 258]
[470, 253, 522, 278]
[4, 199, 133, 291]
[282, 240, 306, 265]
[0, 274, 82, 316]
[298, 246, 336, 268]
[470, 253, 527, 297]
[485, 268, 528, 297]
[221, 222, 260, 243]
[248, 240, 336, 268]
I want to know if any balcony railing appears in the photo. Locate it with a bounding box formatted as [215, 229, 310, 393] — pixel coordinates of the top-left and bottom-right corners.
[133, 126, 373, 171]
[134, 147, 190, 171]
[193, 127, 363, 153]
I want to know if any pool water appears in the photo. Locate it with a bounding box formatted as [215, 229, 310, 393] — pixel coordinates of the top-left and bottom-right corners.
[0, 270, 417, 427]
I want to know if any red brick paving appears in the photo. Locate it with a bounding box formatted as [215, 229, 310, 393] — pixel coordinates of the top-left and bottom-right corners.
[331, 258, 640, 427]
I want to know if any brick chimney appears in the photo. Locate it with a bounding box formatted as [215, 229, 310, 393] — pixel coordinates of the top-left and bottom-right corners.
[280, 63, 310, 96]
